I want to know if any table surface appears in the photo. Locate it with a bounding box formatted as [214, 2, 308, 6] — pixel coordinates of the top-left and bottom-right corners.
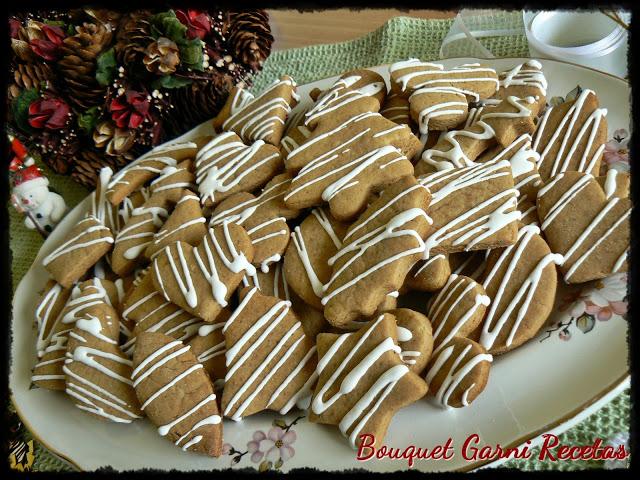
[268, 9, 457, 50]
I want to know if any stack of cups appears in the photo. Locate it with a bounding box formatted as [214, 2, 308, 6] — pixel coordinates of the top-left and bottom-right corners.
[523, 10, 628, 78]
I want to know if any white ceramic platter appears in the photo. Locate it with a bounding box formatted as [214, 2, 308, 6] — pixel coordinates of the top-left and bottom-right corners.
[10, 57, 629, 472]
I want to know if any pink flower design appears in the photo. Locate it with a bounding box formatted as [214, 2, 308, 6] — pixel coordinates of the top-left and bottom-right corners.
[602, 128, 629, 172]
[584, 300, 627, 321]
[247, 427, 296, 464]
[221, 443, 232, 455]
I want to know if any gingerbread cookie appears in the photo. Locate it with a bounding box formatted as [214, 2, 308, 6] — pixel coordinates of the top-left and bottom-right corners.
[424, 336, 492, 409]
[477, 224, 561, 354]
[187, 310, 230, 385]
[221, 287, 318, 420]
[106, 139, 200, 205]
[392, 308, 433, 374]
[148, 160, 196, 203]
[34, 280, 71, 360]
[406, 253, 451, 292]
[309, 313, 428, 448]
[214, 76, 299, 146]
[284, 207, 349, 310]
[120, 272, 207, 357]
[380, 93, 413, 126]
[64, 302, 143, 423]
[416, 95, 538, 174]
[33, 279, 123, 391]
[536, 171, 630, 283]
[111, 199, 170, 277]
[418, 159, 519, 256]
[427, 274, 490, 353]
[151, 223, 255, 322]
[597, 169, 630, 199]
[43, 215, 114, 288]
[477, 134, 543, 225]
[495, 60, 548, 114]
[194, 132, 283, 207]
[144, 192, 207, 259]
[132, 332, 223, 456]
[284, 111, 421, 221]
[322, 176, 431, 328]
[210, 173, 300, 270]
[389, 59, 498, 100]
[533, 88, 607, 181]
[303, 69, 386, 128]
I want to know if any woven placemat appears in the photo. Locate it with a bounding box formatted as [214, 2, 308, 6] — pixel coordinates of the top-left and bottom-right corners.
[8, 12, 629, 472]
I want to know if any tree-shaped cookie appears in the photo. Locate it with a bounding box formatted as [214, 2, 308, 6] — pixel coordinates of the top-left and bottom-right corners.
[221, 287, 318, 420]
[213, 76, 299, 146]
[132, 332, 223, 456]
[194, 132, 283, 207]
[63, 302, 143, 423]
[536, 171, 630, 283]
[43, 215, 114, 287]
[533, 89, 607, 181]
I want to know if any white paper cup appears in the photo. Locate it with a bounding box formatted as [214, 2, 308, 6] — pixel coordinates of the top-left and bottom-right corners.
[523, 10, 628, 77]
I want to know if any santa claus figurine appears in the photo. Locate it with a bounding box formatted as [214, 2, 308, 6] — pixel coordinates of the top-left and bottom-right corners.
[9, 135, 67, 234]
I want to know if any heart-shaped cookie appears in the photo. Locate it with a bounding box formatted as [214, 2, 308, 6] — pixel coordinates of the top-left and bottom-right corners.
[151, 222, 255, 322]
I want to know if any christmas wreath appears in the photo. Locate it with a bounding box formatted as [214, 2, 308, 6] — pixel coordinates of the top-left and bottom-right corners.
[8, 8, 273, 188]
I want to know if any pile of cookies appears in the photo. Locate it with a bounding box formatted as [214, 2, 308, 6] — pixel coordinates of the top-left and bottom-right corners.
[31, 59, 630, 456]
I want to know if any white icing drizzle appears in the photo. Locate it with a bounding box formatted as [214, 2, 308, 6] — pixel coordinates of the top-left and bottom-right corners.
[222, 287, 316, 419]
[418, 160, 520, 256]
[312, 315, 408, 448]
[532, 89, 607, 177]
[409, 86, 468, 134]
[603, 168, 619, 200]
[223, 77, 297, 142]
[425, 343, 492, 408]
[499, 61, 548, 96]
[421, 96, 535, 171]
[480, 225, 563, 349]
[43, 216, 113, 266]
[322, 205, 430, 306]
[390, 58, 498, 96]
[195, 132, 280, 204]
[428, 274, 490, 353]
[155, 222, 255, 309]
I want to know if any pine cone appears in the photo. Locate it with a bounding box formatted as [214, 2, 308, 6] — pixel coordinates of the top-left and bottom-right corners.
[57, 22, 113, 110]
[226, 10, 273, 70]
[143, 37, 180, 75]
[71, 149, 129, 189]
[162, 73, 234, 136]
[8, 63, 56, 101]
[32, 128, 81, 175]
[115, 10, 154, 66]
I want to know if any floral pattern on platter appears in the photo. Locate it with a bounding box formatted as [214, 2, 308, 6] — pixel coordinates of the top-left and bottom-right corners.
[540, 273, 628, 342]
[222, 415, 304, 472]
[601, 128, 629, 173]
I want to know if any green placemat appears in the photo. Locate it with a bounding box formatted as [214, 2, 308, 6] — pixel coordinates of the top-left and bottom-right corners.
[8, 12, 629, 473]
